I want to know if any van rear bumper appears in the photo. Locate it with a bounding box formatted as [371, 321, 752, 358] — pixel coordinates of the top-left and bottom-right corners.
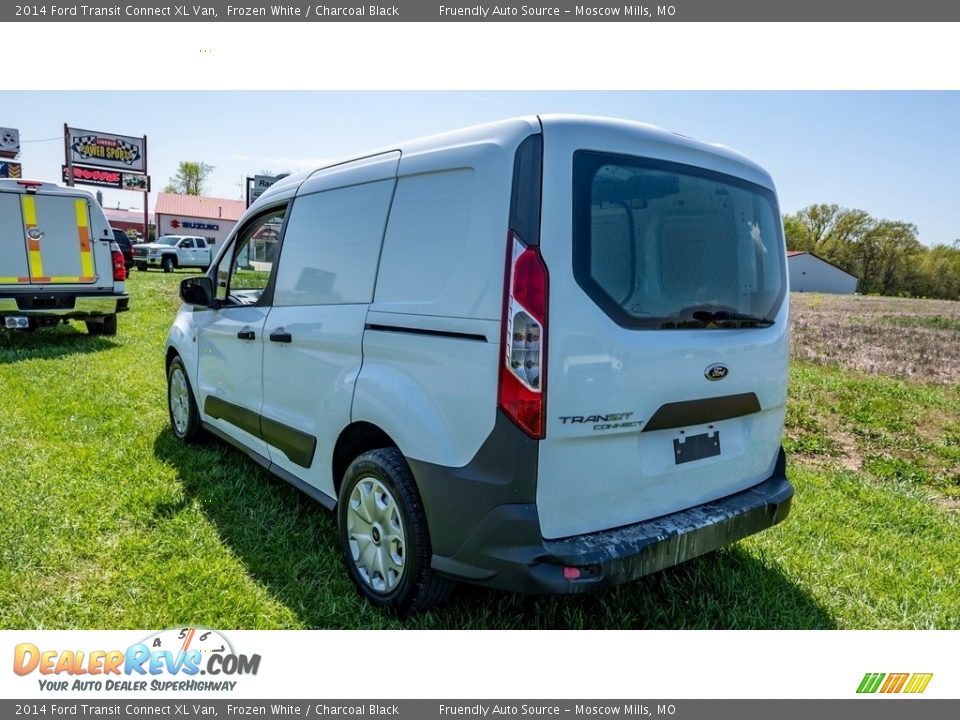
[0, 292, 129, 318]
[429, 447, 793, 594]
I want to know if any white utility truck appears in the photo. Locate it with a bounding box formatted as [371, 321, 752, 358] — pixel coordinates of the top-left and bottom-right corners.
[1, 179, 128, 335]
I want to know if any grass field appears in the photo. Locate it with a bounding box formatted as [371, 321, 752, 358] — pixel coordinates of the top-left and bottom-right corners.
[1, 276, 957, 629]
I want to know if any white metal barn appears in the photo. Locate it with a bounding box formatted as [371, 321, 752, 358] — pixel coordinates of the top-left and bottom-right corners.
[787, 250, 858, 294]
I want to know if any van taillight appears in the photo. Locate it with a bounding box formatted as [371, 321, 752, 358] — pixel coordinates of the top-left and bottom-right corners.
[498, 231, 548, 439]
[112, 246, 126, 281]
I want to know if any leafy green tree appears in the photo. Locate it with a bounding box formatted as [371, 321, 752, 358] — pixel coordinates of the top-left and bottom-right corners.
[164, 161, 215, 195]
[783, 204, 960, 300]
[782, 204, 872, 279]
[866, 221, 922, 295]
[912, 243, 960, 299]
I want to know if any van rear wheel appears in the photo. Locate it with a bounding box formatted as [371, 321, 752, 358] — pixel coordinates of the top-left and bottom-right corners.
[338, 448, 453, 615]
[86, 314, 117, 336]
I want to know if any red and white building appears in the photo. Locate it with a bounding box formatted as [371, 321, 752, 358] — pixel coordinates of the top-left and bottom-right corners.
[154, 193, 246, 247]
[102, 207, 154, 239]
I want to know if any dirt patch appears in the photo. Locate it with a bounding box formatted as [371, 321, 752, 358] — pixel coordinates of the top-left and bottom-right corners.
[790, 293, 960, 384]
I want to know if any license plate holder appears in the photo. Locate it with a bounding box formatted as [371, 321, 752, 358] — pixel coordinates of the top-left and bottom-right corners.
[674, 431, 721, 464]
[4, 316, 29, 329]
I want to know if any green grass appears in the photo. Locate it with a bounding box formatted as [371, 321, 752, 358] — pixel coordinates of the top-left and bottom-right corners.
[0, 275, 958, 629]
[880, 314, 960, 332]
[785, 362, 960, 499]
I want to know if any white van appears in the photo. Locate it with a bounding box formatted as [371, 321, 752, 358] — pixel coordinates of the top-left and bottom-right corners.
[165, 116, 793, 613]
[1, 180, 128, 334]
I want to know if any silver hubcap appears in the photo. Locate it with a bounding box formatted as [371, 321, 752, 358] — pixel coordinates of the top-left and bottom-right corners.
[346, 477, 405, 593]
[169, 368, 190, 435]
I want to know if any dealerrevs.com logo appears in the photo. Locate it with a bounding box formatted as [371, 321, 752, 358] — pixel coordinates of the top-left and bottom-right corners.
[13, 628, 260, 692]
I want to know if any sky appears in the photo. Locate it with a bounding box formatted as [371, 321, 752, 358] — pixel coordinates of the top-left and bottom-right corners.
[2, 90, 958, 246]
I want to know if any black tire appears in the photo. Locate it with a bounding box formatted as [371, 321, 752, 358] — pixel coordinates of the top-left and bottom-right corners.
[167, 355, 203, 443]
[338, 448, 454, 615]
[162, 256, 175, 273]
[85, 314, 117, 336]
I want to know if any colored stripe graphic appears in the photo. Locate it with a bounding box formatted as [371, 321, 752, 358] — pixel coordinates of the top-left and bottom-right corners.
[857, 673, 885, 693]
[21, 195, 44, 280]
[880, 673, 909, 693]
[858, 672, 932, 694]
[47, 276, 96, 283]
[75, 199, 94, 281]
[904, 673, 933, 694]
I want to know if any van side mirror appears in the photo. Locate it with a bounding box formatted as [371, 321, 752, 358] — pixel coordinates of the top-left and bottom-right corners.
[180, 276, 214, 307]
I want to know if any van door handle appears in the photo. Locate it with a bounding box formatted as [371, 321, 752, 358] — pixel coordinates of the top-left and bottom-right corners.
[237, 329, 256, 340]
[269, 330, 292, 343]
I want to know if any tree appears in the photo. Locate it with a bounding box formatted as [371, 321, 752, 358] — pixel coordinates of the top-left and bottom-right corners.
[912, 243, 960, 300]
[782, 204, 872, 259]
[164, 161, 215, 195]
[781, 204, 960, 299]
[857, 220, 921, 295]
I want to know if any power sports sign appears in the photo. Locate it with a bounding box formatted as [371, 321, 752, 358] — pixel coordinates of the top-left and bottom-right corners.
[67, 127, 146, 173]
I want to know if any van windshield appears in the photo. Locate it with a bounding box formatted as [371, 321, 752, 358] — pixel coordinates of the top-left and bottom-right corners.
[572, 152, 786, 329]
[156, 236, 181, 246]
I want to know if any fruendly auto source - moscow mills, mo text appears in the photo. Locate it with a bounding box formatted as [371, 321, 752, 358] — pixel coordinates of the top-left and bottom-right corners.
[13, 3, 677, 18]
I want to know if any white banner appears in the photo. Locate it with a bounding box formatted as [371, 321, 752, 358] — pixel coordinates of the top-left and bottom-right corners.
[2, 630, 955, 700]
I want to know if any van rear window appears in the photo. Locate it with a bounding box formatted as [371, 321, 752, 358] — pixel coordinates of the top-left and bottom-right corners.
[572, 152, 786, 329]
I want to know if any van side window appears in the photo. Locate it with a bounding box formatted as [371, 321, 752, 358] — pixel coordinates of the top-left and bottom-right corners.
[196, 238, 206, 248]
[272, 180, 394, 307]
[180, 238, 194, 249]
[214, 208, 286, 303]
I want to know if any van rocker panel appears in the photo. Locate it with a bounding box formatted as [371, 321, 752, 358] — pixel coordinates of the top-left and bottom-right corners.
[428, 447, 792, 593]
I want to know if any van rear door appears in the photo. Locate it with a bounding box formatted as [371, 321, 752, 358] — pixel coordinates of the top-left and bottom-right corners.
[0, 191, 31, 284]
[536, 118, 789, 540]
[22, 192, 99, 284]
[0, 181, 101, 289]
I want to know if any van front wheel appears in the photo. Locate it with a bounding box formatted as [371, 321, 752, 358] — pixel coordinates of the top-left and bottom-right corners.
[338, 448, 453, 615]
[167, 356, 202, 443]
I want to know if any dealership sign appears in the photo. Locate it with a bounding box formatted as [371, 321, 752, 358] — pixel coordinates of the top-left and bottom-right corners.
[170, 218, 219, 231]
[67, 127, 146, 172]
[250, 174, 280, 205]
[63, 165, 122, 188]
[0, 161, 22, 178]
[0, 127, 20, 159]
[62, 166, 151, 191]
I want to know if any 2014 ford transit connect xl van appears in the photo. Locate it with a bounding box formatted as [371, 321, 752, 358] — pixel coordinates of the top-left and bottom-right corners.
[165, 116, 793, 613]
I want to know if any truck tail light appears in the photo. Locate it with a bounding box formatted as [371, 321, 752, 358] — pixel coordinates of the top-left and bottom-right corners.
[498, 230, 548, 439]
[111, 242, 126, 281]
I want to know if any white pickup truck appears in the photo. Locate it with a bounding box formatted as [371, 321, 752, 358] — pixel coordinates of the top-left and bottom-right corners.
[133, 235, 212, 273]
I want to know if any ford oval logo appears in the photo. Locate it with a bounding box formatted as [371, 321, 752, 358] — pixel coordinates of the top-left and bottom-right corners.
[705, 364, 729, 381]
